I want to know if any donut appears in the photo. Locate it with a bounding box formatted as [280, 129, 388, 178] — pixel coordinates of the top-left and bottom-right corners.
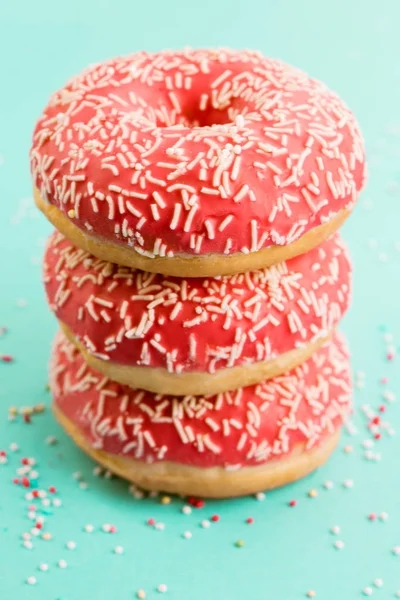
[31, 48, 366, 277]
[43, 231, 351, 395]
[51, 330, 352, 498]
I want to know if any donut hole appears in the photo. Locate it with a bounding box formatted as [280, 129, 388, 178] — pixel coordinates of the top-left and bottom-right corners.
[183, 103, 234, 128]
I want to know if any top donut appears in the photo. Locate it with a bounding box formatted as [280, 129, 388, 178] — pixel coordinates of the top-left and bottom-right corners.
[31, 48, 366, 277]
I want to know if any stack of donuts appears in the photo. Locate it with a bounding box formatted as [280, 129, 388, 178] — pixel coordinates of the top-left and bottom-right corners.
[31, 49, 366, 498]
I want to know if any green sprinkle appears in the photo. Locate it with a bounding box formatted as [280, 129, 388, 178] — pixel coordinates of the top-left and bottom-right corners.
[235, 539, 245, 548]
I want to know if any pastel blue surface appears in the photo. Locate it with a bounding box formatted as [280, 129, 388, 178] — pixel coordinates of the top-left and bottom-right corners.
[1, 1, 400, 599]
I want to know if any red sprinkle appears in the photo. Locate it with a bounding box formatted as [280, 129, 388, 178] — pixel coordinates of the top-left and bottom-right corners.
[48, 486, 57, 494]
[13, 478, 20, 485]
[380, 377, 389, 385]
[374, 433, 382, 440]
[23, 414, 31, 424]
[28, 505, 36, 511]
[147, 518, 155, 526]
[21, 457, 30, 465]
[194, 499, 205, 509]
[32, 490, 39, 498]
[0, 450, 6, 457]
[379, 405, 386, 413]
[369, 513, 377, 521]
[109, 525, 117, 533]
[372, 416, 381, 425]
[289, 500, 297, 507]
[246, 518, 254, 524]
[211, 515, 220, 522]
[35, 522, 43, 530]
[21, 477, 30, 488]
[1, 355, 14, 363]
[387, 352, 394, 361]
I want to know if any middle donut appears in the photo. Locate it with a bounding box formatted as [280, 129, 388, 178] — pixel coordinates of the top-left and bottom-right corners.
[43, 231, 351, 395]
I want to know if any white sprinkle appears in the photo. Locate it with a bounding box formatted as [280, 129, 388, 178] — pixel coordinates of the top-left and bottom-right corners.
[114, 545, 124, 554]
[155, 522, 165, 531]
[157, 584, 168, 593]
[379, 512, 388, 521]
[373, 579, 383, 588]
[66, 541, 76, 550]
[201, 520, 211, 528]
[334, 540, 345, 550]
[363, 587, 373, 596]
[23, 540, 33, 550]
[256, 492, 266, 501]
[343, 479, 354, 489]
[26, 576, 37, 585]
[39, 563, 49, 572]
[324, 481, 334, 489]
[181, 506, 192, 515]
[218, 214, 233, 231]
[331, 525, 341, 535]
[84, 524, 94, 533]
[183, 531, 192, 539]
[392, 545, 400, 555]
[170, 203, 181, 230]
[58, 559, 67, 569]
[183, 204, 198, 232]
[53, 498, 62, 507]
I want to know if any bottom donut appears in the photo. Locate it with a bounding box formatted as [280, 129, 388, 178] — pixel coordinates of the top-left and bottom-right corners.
[50, 331, 352, 498]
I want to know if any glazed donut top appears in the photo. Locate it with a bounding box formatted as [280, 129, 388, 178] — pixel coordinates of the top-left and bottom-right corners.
[51, 331, 352, 467]
[43, 231, 351, 373]
[32, 48, 366, 259]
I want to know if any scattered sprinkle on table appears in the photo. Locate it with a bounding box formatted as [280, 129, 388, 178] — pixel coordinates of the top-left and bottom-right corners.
[26, 576, 36, 585]
[183, 531, 192, 539]
[157, 584, 168, 593]
[114, 545, 124, 554]
[137, 590, 146, 599]
[331, 525, 341, 535]
[363, 586, 373, 596]
[58, 559, 67, 569]
[235, 540, 245, 548]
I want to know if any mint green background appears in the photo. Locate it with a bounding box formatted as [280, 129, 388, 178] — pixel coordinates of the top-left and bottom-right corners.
[1, 1, 400, 598]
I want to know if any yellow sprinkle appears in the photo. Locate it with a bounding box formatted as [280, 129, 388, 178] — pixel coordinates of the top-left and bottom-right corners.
[8, 407, 18, 415]
[344, 445, 353, 453]
[41, 532, 52, 541]
[20, 406, 33, 416]
[137, 590, 146, 599]
[235, 539, 245, 548]
[307, 591, 316, 598]
[33, 403, 46, 414]
[160, 496, 171, 505]
[67, 209, 76, 218]
[308, 489, 318, 498]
